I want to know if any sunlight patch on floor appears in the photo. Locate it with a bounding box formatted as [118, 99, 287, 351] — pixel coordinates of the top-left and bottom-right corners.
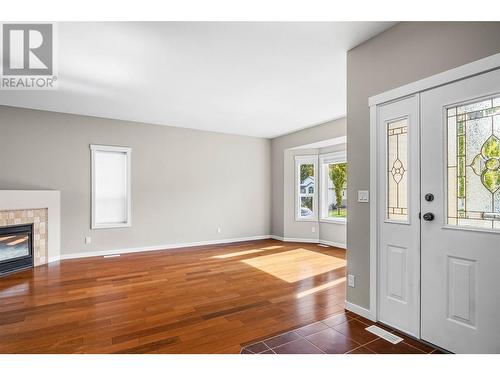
[212, 249, 268, 259]
[259, 245, 284, 250]
[241, 248, 346, 283]
[296, 277, 346, 298]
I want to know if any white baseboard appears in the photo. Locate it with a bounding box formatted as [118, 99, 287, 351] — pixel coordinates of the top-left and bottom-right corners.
[345, 301, 376, 321]
[281, 237, 318, 243]
[319, 239, 347, 249]
[59, 235, 272, 260]
[53, 234, 346, 262]
[269, 235, 284, 241]
[270, 235, 346, 249]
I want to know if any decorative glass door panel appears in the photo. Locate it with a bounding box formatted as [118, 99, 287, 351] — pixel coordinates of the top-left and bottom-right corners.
[387, 118, 408, 221]
[447, 95, 500, 229]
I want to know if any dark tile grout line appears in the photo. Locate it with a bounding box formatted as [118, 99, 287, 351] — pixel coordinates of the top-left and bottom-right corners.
[240, 308, 349, 348]
[249, 312, 353, 348]
[248, 341, 272, 354]
[344, 337, 380, 354]
[242, 313, 367, 354]
[241, 311, 438, 354]
[296, 336, 326, 354]
[242, 321, 326, 352]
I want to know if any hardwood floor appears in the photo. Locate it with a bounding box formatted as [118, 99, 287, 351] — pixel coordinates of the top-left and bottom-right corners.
[0, 239, 347, 353]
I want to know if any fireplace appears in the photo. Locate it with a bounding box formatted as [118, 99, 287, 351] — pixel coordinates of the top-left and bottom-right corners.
[0, 224, 33, 275]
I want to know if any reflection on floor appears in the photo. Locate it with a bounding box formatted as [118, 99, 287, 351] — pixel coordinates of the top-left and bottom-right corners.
[241, 248, 346, 283]
[241, 310, 446, 354]
[0, 239, 347, 353]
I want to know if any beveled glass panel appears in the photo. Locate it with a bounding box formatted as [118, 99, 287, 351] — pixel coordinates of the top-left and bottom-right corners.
[447, 95, 500, 229]
[387, 118, 408, 221]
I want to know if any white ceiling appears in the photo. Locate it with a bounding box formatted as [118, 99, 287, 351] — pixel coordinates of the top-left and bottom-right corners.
[0, 22, 395, 138]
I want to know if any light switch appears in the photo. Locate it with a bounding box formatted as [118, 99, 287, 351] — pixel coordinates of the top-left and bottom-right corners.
[358, 190, 369, 203]
[348, 274, 355, 288]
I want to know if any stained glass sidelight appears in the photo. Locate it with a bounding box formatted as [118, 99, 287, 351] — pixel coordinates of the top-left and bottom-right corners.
[447, 95, 500, 229]
[387, 118, 408, 221]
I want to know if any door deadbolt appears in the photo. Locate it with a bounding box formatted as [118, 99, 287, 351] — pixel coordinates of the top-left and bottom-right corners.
[423, 212, 435, 221]
[424, 193, 434, 202]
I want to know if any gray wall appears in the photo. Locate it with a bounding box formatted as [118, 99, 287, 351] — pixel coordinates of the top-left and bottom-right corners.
[347, 22, 500, 309]
[271, 117, 346, 238]
[0, 106, 271, 255]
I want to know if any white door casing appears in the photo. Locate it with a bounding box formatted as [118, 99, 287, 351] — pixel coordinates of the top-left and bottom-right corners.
[370, 55, 500, 353]
[420, 68, 500, 354]
[377, 95, 421, 338]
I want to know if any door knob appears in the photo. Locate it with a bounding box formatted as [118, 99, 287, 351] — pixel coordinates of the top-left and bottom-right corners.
[423, 212, 434, 221]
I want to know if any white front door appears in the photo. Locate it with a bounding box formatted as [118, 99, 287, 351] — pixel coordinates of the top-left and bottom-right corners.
[377, 95, 421, 338]
[421, 68, 500, 353]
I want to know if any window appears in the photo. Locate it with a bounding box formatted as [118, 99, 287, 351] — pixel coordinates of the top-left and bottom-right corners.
[387, 118, 408, 222]
[91, 145, 131, 229]
[447, 95, 500, 229]
[320, 152, 347, 222]
[295, 155, 318, 221]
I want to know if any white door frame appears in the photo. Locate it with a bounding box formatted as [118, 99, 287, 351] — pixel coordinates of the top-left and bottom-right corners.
[368, 52, 500, 322]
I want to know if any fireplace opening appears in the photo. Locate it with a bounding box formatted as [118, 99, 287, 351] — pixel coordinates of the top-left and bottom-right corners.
[0, 224, 33, 275]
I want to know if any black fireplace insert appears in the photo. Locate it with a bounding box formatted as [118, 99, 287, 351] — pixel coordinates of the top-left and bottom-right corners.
[0, 223, 33, 275]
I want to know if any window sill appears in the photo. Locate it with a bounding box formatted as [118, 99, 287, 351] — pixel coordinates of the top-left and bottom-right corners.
[320, 218, 347, 225]
[295, 217, 318, 222]
[92, 222, 131, 229]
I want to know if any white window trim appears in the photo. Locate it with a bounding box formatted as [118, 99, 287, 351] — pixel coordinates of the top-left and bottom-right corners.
[295, 155, 318, 222]
[319, 151, 347, 224]
[90, 144, 132, 229]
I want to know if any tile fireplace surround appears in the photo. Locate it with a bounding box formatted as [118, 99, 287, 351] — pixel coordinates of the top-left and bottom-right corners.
[0, 190, 61, 266]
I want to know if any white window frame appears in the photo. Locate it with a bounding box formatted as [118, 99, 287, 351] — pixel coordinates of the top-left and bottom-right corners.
[90, 144, 132, 229]
[295, 155, 318, 221]
[320, 151, 347, 224]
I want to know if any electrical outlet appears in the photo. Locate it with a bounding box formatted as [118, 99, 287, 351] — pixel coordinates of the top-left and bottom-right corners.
[311, 226, 316, 233]
[217, 227, 221, 234]
[348, 274, 355, 288]
[85, 236, 91, 245]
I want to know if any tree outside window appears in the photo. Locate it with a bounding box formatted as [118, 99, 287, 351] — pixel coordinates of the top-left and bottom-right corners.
[328, 162, 347, 218]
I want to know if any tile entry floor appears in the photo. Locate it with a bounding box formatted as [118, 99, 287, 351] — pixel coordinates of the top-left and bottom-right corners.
[241, 310, 446, 354]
